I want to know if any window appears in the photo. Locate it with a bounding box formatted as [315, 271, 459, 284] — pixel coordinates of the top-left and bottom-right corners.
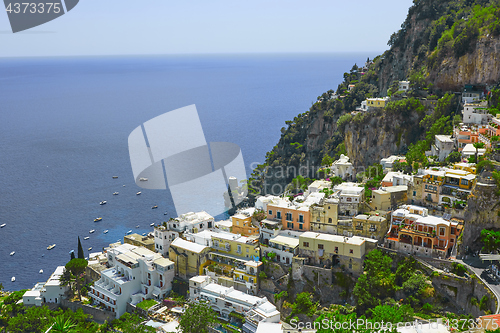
[328, 206, 330, 209]
[286, 213, 293, 221]
[246, 247, 249, 253]
[298, 215, 304, 223]
[461, 179, 469, 186]
[237, 245, 242, 253]
[287, 222, 294, 228]
[268, 210, 272, 215]
[328, 218, 332, 223]
[208, 221, 212, 228]
[318, 244, 324, 250]
[439, 227, 446, 236]
[277, 211, 282, 219]
[346, 197, 352, 202]
[413, 191, 416, 196]
[334, 247, 338, 253]
[303, 242, 309, 247]
[349, 249, 353, 254]
[299, 224, 303, 230]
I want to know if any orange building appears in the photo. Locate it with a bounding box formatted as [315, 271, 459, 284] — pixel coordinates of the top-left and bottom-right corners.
[231, 211, 259, 236]
[267, 198, 311, 232]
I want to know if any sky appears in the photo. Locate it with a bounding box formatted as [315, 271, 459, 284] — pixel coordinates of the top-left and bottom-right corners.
[0, 0, 414, 57]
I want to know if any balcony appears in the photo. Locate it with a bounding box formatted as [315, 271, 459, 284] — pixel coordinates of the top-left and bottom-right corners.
[355, 225, 363, 230]
[369, 227, 377, 232]
[400, 227, 436, 239]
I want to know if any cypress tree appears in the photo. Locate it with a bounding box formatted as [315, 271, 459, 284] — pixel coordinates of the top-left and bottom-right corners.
[77, 236, 84, 259]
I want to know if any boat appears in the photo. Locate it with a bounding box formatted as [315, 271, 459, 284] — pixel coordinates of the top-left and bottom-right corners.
[11, 277, 15, 282]
[150, 223, 155, 227]
[126, 230, 132, 234]
[103, 230, 109, 234]
[139, 177, 148, 181]
[164, 212, 168, 215]
[39, 269, 43, 274]
[136, 191, 141, 195]
[100, 201, 107, 205]
[113, 192, 119, 195]
[84, 236, 90, 240]
[112, 176, 118, 179]
[89, 229, 95, 234]
[88, 247, 92, 251]
[123, 185, 126, 187]
[10, 251, 15, 256]
[142, 233, 146, 236]
[136, 225, 139, 228]
[152, 205, 158, 209]
[0, 223, 6, 228]
[47, 244, 56, 250]
[94, 217, 102, 222]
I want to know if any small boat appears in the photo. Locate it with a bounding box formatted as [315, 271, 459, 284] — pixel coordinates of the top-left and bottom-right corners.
[94, 217, 102, 222]
[113, 176, 118, 179]
[152, 205, 158, 209]
[11, 277, 15, 282]
[126, 230, 132, 234]
[113, 192, 119, 195]
[123, 185, 126, 187]
[150, 223, 155, 227]
[10, 251, 15, 256]
[100, 201, 107, 205]
[0, 223, 6, 228]
[103, 230, 109, 234]
[88, 247, 92, 251]
[142, 233, 146, 236]
[136, 225, 139, 228]
[164, 212, 168, 215]
[39, 269, 43, 274]
[139, 177, 148, 181]
[136, 192, 141, 195]
[89, 229, 95, 234]
[84, 236, 90, 240]
[47, 244, 56, 250]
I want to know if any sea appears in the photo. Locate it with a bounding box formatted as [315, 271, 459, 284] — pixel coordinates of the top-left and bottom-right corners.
[0, 53, 372, 290]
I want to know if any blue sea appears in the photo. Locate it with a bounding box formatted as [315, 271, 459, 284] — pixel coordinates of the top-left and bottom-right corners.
[0, 53, 371, 290]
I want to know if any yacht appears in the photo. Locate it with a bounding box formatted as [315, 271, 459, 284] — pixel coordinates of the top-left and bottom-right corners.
[136, 191, 141, 195]
[11, 277, 15, 282]
[150, 222, 155, 227]
[39, 269, 43, 274]
[84, 236, 90, 240]
[142, 233, 146, 236]
[89, 229, 95, 234]
[10, 251, 15, 256]
[164, 212, 168, 215]
[0, 223, 6, 228]
[112, 176, 118, 179]
[113, 192, 119, 195]
[100, 201, 107, 205]
[94, 217, 102, 222]
[88, 247, 92, 251]
[47, 244, 56, 250]
[136, 225, 139, 228]
[103, 230, 109, 234]
[139, 177, 148, 181]
[126, 230, 132, 234]
[152, 205, 158, 209]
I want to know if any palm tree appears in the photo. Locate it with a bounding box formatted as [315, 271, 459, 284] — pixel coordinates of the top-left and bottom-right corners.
[51, 316, 77, 333]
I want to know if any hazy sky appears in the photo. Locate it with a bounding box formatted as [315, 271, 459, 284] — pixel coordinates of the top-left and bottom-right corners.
[0, 0, 414, 57]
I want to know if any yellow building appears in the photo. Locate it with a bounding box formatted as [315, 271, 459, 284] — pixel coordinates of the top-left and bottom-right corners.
[366, 97, 389, 109]
[351, 214, 388, 241]
[371, 185, 408, 211]
[453, 162, 477, 174]
[169, 238, 210, 280]
[298, 232, 377, 275]
[123, 233, 155, 252]
[207, 233, 262, 294]
[231, 212, 259, 236]
[309, 198, 339, 233]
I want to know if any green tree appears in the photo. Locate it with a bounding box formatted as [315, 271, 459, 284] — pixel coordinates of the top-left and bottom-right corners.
[481, 229, 500, 253]
[321, 154, 334, 166]
[77, 237, 84, 260]
[369, 304, 414, 323]
[292, 292, 317, 317]
[446, 151, 462, 164]
[52, 316, 77, 333]
[331, 176, 343, 186]
[178, 301, 218, 333]
[474, 142, 485, 163]
[65, 258, 88, 301]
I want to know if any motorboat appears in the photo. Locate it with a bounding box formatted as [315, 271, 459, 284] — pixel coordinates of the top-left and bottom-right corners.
[163, 212, 168, 215]
[136, 225, 139, 228]
[152, 205, 158, 209]
[10, 251, 15, 256]
[94, 217, 102, 222]
[126, 230, 132, 234]
[142, 233, 146, 236]
[47, 244, 56, 250]
[103, 230, 109, 234]
[88, 247, 92, 251]
[11, 277, 15, 282]
[100, 201, 107, 205]
[139, 177, 148, 181]
[150, 223, 155, 227]
[136, 192, 141, 195]
[113, 192, 119, 195]
[0, 223, 6, 228]
[123, 185, 126, 187]
[39, 269, 43, 274]
[112, 176, 118, 179]
[89, 230, 95, 234]
[84, 236, 90, 240]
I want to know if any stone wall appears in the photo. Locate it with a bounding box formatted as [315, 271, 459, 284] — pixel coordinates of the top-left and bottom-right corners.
[61, 299, 116, 324]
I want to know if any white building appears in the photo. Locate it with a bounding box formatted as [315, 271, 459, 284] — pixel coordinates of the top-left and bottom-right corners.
[307, 180, 331, 195]
[462, 86, 484, 104]
[357, 100, 368, 112]
[381, 171, 413, 187]
[255, 195, 281, 212]
[263, 234, 300, 265]
[154, 225, 179, 256]
[189, 276, 280, 333]
[89, 243, 175, 318]
[215, 220, 232, 233]
[431, 135, 455, 162]
[167, 211, 214, 234]
[259, 219, 283, 244]
[334, 182, 365, 217]
[462, 103, 491, 125]
[399, 80, 410, 91]
[331, 154, 354, 180]
[23, 266, 69, 306]
[380, 155, 406, 171]
[461, 143, 486, 159]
